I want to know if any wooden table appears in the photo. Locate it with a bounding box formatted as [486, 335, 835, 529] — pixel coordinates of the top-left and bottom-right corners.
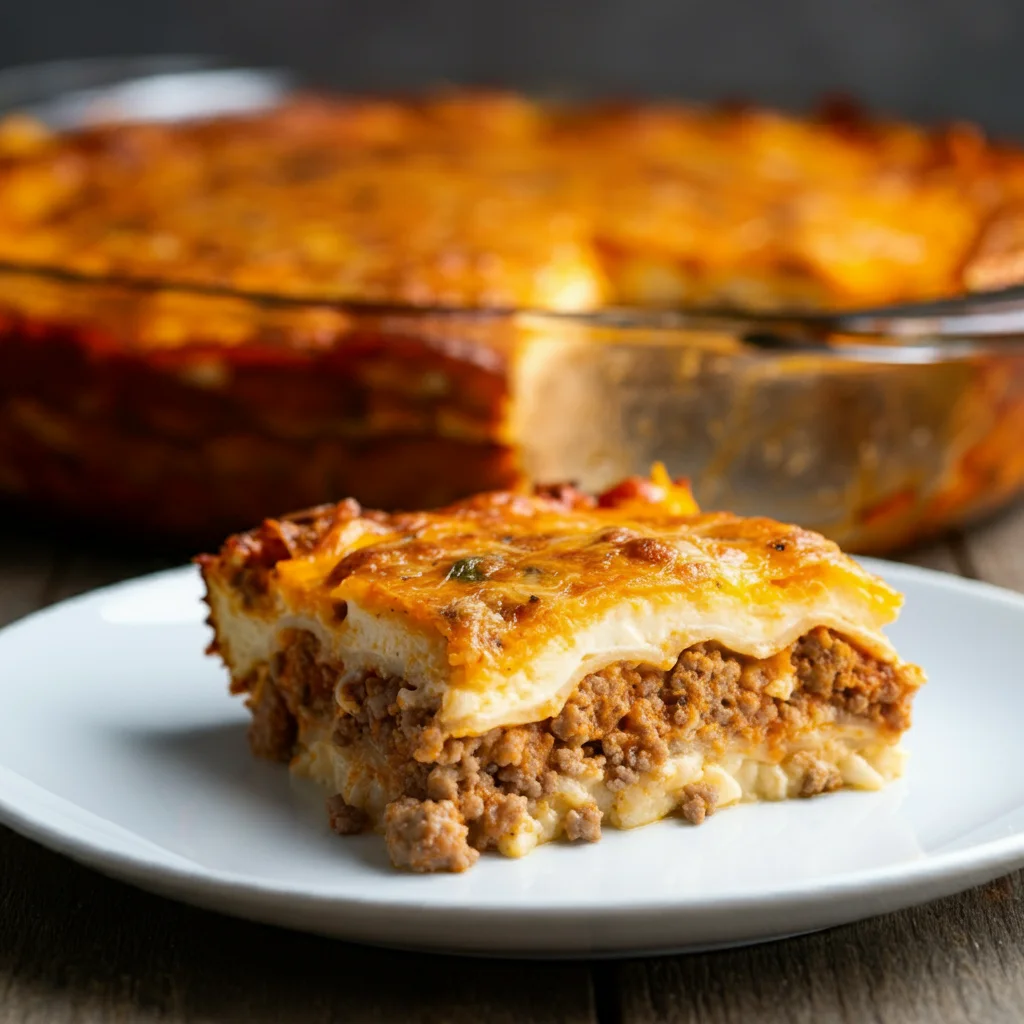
[2, 507, 1023, 1024]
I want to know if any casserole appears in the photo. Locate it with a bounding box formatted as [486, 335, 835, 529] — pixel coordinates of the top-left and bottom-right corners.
[1, 60, 1023, 551]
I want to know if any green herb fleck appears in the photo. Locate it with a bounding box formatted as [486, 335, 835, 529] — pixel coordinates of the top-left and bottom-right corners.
[446, 557, 489, 582]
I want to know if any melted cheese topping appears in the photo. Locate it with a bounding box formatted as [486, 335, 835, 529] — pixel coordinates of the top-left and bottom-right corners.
[203, 469, 906, 737]
[2, 91, 1023, 313]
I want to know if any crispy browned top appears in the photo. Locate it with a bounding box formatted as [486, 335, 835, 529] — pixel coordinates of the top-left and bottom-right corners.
[2, 90, 1023, 316]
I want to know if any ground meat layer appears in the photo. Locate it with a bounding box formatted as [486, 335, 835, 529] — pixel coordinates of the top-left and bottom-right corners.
[245, 626, 920, 872]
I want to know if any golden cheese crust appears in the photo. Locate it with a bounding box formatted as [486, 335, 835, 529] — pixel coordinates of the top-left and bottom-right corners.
[199, 467, 906, 737]
[3, 91, 1024, 314]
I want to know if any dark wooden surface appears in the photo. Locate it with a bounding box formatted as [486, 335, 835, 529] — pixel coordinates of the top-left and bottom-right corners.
[1, 508, 1023, 1023]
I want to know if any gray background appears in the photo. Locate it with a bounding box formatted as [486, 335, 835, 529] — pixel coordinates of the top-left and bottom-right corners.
[3, 0, 1024, 135]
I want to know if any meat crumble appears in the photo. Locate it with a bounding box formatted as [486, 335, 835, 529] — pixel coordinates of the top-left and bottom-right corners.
[248, 626, 919, 872]
[326, 794, 370, 836]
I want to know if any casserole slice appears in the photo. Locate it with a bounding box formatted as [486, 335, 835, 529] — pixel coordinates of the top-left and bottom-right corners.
[199, 467, 924, 871]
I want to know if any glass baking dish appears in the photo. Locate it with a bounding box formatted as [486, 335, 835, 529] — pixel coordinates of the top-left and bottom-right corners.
[1, 57, 1022, 553]
[1, 260, 1022, 553]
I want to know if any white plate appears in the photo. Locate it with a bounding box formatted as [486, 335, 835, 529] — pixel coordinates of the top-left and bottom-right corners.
[0, 560, 1022, 958]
